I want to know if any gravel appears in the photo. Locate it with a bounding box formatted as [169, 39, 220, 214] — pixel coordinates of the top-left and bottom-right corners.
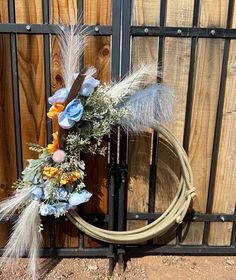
[0, 256, 235, 279]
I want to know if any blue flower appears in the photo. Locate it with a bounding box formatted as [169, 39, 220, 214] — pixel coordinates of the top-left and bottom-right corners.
[69, 190, 92, 207]
[80, 77, 100, 97]
[31, 187, 43, 200]
[58, 99, 83, 129]
[40, 204, 57, 216]
[57, 187, 68, 200]
[48, 88, 69, 105]
[56, 202, 70, 212]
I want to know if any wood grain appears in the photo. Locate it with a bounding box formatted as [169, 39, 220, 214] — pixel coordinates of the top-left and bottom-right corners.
[50, 0, 77, 24]
[0, 3, 17, 245]
[132, 0, 160, 26]
[154, 1, 193, 245]
[82, 0, 111, 247]
[50, 0, 78, 248]
[166, 0, 194, 27]
[17, 35, 47, 166]
[127, 37, 157, 231]
[83, 0, 111, 25]
[199, 0, 228, 28]
[183, 0, 228, 245]
[208, 40, 236, 245]
[83, 37, 110, 247]
[15, 0, 43, 23]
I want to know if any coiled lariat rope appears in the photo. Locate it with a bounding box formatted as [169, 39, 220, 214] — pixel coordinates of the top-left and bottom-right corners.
[66, 124, 195, 244]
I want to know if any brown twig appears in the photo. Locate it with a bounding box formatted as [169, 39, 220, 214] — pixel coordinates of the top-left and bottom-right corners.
[58, 68, 87, 149]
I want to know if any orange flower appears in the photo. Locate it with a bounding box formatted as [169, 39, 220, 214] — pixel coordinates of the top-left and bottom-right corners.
[47, 103, 64, 119]
[43, 166, 59, 178]
[60, 171, 81, 185]
[47, 132, 59, 154]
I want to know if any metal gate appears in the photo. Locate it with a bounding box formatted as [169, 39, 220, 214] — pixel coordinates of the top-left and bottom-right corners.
[0, 0, 236, 274]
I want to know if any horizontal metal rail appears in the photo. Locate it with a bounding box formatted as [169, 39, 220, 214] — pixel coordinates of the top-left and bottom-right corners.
[131, 26, 236, 38]
[1, 212, 235, 223]
[125, 245, 236, 256]
[1, 24, 236, 39]
[0, 23, 111, 35]
[0, 248, 112, 257]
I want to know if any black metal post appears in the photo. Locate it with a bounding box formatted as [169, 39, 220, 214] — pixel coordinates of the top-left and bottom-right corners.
[8, 0, 23, 176]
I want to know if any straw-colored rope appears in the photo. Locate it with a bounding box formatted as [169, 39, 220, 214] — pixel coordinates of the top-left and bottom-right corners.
[66, 124, 195, 244]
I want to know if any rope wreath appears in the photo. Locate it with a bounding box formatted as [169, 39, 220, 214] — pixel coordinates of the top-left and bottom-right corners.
[66, 124, 195, 244]
[0, 25, 195, 278]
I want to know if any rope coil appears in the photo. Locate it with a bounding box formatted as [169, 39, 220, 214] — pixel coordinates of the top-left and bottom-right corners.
[66, 124, 194, 244]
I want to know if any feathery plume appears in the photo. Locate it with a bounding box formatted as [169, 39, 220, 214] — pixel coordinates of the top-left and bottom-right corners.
[119, 83, 174, 132]
[0, 188, 31, 221]
[105, 64, 157, 101]
[1, 200, 42, 279]
[56, 23, 89, 89]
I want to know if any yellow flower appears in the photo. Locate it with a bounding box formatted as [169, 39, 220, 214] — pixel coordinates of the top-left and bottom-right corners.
[47, 103, 65, 119]
[60, 171, 80, 185]
[71, 171, 81, 181]
[43, 166, 59, 178]
[47, 132, 59, 154]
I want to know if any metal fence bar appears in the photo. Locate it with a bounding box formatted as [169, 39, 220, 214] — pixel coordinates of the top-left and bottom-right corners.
[231, 206, 236, 246]
[8, 0, 23, 176]
[0, 23, 111, 35]
[202, 0, 234, 246]
[148, 0, 167, 246]
[77, 0, 86, 252]
[0, 247, 110, 257]
[121, 0, 132, 76]
[2, 24, 236, 38]
[130, 26, 236, 38]
[126, 245, 236, 255]
[183, 0, 200, 152]
[109, 0, 123, 273]
[0, 0, 235, 260]
[1, 212, 236, 223]
[43, 0, 52, 144]
[179, 0, 200, 246]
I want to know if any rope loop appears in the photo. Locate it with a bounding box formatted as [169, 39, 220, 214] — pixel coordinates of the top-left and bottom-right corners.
[66, 124, 195, 244]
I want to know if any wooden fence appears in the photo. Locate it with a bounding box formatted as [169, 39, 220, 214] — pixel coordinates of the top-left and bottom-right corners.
[0, 0, 235, 256]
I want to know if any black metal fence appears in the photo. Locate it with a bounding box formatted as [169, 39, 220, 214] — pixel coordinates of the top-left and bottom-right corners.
[0, 0, 236, 275]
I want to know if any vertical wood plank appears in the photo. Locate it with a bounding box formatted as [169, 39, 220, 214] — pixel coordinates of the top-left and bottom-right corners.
[132, 0, 160, 26]
[0, 2, 16, 246]
[15, 0, 46, 165]
[208, 40, 236, 245]
[50, 1, 79, 248]
[83, 0, 111, 25]
[154, 0, 193, 245]
[83, 0, 111, 247]
[128, 0, 159, 231]
[50, 0, 77, 23]
[15, 0, 43, 23]
[199, 0, 228, 28]
[165, 0, 194, 27]
[0, 1, 8, 23]
[182, 0, 228, 245]
[127, 37, 157, 231]
[16, 35, 47, 166]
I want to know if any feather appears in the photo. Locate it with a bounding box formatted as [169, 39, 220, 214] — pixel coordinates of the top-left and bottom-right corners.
[105, 64, 158, 101]
[0, 187, 31, 221]
[56, 23, 89, 89]
[119, 83, 175, 132]
[85, 66, 97, 77]
[1, 200, 42, 280]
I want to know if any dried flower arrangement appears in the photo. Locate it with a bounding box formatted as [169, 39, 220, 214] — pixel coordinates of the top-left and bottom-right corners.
[0, 24, 174, 279]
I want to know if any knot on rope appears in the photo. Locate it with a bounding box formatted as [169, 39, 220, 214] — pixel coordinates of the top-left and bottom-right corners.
[186, 187, 196, 198]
